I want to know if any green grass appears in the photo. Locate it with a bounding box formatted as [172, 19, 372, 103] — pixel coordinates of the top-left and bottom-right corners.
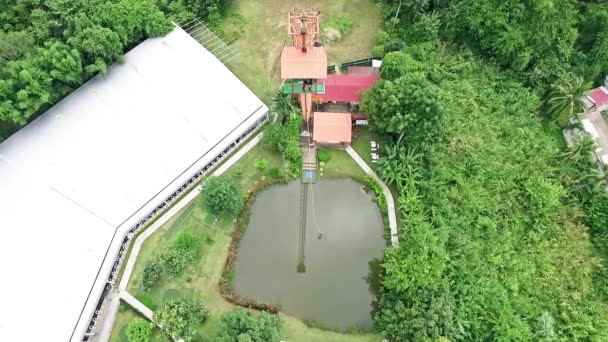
[120, 142, 381, 341]
[220, 0, 382, 103]
[351, 126, 377, 170]
[320, 149, 367, 180]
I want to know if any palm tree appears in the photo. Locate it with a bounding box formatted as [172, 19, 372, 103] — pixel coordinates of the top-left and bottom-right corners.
[561, 134, 597, 161]
[271, 91, 295, 125]
[545, 75, 591, 125]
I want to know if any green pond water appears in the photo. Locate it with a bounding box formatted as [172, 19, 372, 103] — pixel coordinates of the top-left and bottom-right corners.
[233, 179, 385, 331]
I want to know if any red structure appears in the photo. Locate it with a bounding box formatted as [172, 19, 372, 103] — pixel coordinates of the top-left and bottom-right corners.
[583, 86, 608, 112]
[280, 11, 328, 123]
[314, 74, 378, 103]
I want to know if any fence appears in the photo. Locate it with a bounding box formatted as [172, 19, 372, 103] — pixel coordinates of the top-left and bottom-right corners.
[179, 18, 239, 64]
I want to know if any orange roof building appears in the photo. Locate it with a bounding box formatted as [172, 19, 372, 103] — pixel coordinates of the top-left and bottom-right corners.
[281, 46, 327, 79]
[313, 112, 352, 145]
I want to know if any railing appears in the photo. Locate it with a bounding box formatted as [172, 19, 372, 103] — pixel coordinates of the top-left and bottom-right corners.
[340, 57, 382, 72]
[179, 18, 239, 63]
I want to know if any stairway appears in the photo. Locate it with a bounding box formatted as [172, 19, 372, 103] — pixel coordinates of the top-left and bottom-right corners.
[302, 145, 317, 171]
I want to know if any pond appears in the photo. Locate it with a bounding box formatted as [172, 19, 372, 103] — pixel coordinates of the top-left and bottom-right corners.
[233, 178, 385, 331]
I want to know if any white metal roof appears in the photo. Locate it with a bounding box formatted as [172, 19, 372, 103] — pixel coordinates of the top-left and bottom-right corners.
[0, 26, 267, 341]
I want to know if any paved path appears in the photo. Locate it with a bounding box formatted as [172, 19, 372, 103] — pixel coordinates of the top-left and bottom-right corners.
[96, 133, 263, 342]
[346, 146, 399, 246]
[120, 290, 153, 320]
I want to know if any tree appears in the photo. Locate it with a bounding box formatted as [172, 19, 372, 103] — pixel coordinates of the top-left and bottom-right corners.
[271, 91, 295, 124]
[361, 72, 443, 144]
[154, 298, 209, 341]
[126, 318, 152, 342]
[380, 51, 422, 81]
[545, 75, 591, 125]
[140, 258, 163, 291]
[37, 42, 83, 99]
[67, 14, 124, 76]
[203, 176, 243, 217]
[562, 134, 597, 162]
[159, 233, 201, 276]
[94, 0, 172, 46]
[0, 31, 35, 68]
[214, 309, 283, 342]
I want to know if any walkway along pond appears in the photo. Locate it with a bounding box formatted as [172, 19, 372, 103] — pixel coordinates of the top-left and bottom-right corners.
[231, 179, 386, 331]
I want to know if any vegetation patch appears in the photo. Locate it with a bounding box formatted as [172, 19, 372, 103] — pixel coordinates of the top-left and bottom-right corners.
[125, 318, 152, 342]
[321, 14, 354, 43]
[154, 297, 209, 341]
[203, 176, 244, 217]
[317, 149, 331, 162]
[215, 308, 284, 341]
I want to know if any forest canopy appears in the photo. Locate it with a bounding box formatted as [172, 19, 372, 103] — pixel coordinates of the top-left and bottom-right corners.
[367, 1, 608, 340]
[0, 0, 225, 141]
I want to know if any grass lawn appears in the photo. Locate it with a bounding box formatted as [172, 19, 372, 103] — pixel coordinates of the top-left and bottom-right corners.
[115, 142, 382, 341]
[220, 0, 382, 103]
[351, 126, 377, 171]
[319, 149, 367, 180]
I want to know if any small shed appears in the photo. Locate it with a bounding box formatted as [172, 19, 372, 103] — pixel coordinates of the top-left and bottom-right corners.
[313, 112, 352, 146]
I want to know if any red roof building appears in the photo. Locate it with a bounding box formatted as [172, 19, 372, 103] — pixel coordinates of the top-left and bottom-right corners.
[583, 86, 608, 112]
[314, 74, 378, 103]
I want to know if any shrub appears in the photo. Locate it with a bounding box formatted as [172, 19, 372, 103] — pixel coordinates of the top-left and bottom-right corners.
[255, 159, 268, 172]
[140, 258, 163, 291]
[317, 149, 331, 162]
[159, 233, 201, 276]
[321, 14, 353, 43]
[233, 166, 244, 177]
[214, 308, 283, 341]
[126, 318, 152, 342]
[154, 298, 209, 341]
[203, 176, 244, 217]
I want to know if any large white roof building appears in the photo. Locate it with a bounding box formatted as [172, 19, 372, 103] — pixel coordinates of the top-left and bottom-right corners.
[0, 27, 267, 341]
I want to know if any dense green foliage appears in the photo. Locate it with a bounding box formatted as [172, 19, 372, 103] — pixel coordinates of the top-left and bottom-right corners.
[203, 176, 244, 217]
[362, 66, 442, 144]
[271, 91, 296, 124]
[263, 116, 303, 170]
[377, 0, 608, 91]
[125, 318, 152, 342]
[160, 233, 201, 276]
[214, 308, 283, 342]
[366, 25, 608, 340]
[0, 0, 172, 133]
[0, 0, 230, 141]
[154, 298, 209, 341]
[317, 149, 331, 162]
[140, 258, 163, 291]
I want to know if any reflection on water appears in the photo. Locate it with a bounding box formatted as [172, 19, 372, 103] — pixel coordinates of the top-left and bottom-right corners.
[233, 179, 386, 331]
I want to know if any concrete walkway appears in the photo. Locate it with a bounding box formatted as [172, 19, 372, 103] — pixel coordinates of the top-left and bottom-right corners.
[120, 290, 154, 320]
[96, 133, 263, 342]
[346, 146, 399, 247]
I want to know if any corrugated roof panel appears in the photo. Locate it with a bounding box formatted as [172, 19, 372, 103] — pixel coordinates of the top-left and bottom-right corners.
[281, 46, 327, 79]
